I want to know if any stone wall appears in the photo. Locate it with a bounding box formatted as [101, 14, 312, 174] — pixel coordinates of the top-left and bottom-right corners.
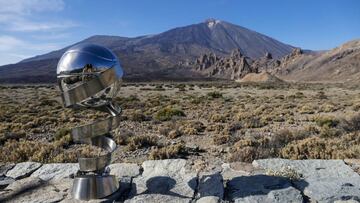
[0, 159, 359, 202]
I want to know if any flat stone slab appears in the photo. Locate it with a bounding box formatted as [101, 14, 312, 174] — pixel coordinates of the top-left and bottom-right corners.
[6, 162, 42, 179]
[0, 176, 15, 189]
[0, 176, 65, 203]
[294, 177, 360, 203]
[253, 159, 359, 179]
[31, 163, 78, 181]
[225, 174, 303, 203]
[129, 159, 197, 199]
[125, 194, 192, 203]
[196, 196, 220, 203]
[109, 163, 141, 179]
[253, 159, 360, 202]
[0, 163, 15, 176]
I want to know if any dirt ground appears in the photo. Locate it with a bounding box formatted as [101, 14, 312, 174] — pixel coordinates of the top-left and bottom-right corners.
[1, 82, 360, 171]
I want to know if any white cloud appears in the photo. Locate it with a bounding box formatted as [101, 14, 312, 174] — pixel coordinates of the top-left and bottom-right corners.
[0, 0, 75, 65]
[0, 0, 76, 32]
[0, 35, 62, 65]
[0, 0, 64, 14]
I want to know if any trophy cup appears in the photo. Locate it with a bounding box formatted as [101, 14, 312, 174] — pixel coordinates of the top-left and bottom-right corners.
[56, 43, 123, 200]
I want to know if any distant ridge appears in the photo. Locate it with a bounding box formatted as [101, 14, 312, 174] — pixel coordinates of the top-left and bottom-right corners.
[0, 19, 294, 83]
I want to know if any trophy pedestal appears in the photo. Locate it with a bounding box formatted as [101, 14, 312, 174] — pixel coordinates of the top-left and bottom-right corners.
[72, 174, 119, 201]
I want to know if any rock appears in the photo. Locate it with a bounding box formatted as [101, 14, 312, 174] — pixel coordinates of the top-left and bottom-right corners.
[226, 175, 303, 203]
[125, 194, 192, 203]
[196, 196, 220, 203]
[5, 183, 64, 203]
[334, 200, 360, 203]
[0, 163, 15, 176]
[253, 159, 360, 202]
[0, 177, 64, 203]
[221, 162, 263, 181]
[4, 176, 43, 193]
[197, 172, 224, 199]
[31, 163, 78, 181]
[253, 159, 359, 179]
[344, 159, 360, 174]
[108, 163, 141, 179]
[129, 159, 197, 199]
[294, 177, 360, 203]
[0, 176, 15, 189]
[6, 162, 42, 179]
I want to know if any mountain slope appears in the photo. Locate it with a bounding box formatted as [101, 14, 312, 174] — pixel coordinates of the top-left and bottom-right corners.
[0, 19, 295, 83]
[271, 39, 360, 83]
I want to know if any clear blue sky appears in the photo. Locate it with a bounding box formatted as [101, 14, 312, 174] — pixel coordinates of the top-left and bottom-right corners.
[0, 0, 359, 65]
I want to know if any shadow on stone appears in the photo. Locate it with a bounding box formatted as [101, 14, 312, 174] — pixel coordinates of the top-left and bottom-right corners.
[0, 177, 47, 202]
[225, 175, 309, 202]
[139, 176, 190, 199]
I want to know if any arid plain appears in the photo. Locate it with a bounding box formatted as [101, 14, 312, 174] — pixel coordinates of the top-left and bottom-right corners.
[1, 82, 360, 172]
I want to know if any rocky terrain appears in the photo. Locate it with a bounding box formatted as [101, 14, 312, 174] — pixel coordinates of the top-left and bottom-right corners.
[189, 38, 360, 83]
[191, 49, 257, 80]
[273, 39, 360, 83]
[0, 158, 359, 202]
[0, 19, 294, 83]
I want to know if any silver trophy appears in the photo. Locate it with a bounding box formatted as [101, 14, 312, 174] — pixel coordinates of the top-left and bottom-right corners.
[57, 43, 123, 200]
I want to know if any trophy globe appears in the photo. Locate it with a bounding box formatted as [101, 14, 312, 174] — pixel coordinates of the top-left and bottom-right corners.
[57, 43, 123, 200]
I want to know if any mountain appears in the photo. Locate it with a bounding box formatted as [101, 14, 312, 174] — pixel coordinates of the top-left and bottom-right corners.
[0, 19, 295, 83]
[267, 39, 360, 83]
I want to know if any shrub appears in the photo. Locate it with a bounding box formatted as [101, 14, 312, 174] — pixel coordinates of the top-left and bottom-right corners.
[213, 134, 230, 145]
[178, 121, 205, 135]
[149, 143, 186, 160]
[314, 116, 339, 128]
[129, 110, 147, 122]
[154, 107, 186, 121]
[346, 113, 360, 131]
[127, 135, 158, 151]
[210, 114, 226, 123]
[55, 128, 71, 141]
[207, 91, 223, 99]
[241, 117, 267, 128]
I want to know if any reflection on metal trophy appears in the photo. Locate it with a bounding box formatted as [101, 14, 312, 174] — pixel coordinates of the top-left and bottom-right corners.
[56, 43, 123, 200]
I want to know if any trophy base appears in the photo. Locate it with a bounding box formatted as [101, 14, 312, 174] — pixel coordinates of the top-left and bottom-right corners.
[72, 174, 119, 201]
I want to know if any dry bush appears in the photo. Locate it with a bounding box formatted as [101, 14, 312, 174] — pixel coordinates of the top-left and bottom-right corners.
[113, 129, 134, 145]
[0, 134, 73, 163]
[154, 107, 185, 121]
[178, 121, 205, 136]
[299, 105, 316, 114]
[168, 129, 182, 139]
[314, 116, 339, 128]
[319, 103, 338, 112]
[346, 113, 360, 131]
[213, 134, 230, 145]
[281, 132, 360, 159]
[207, 91, 223, 99]
[128, 110, 147, 122]
[149, 143, 186, 160]
[270, 129, 311, 148]
[210, 114, 226, 123]
[127, 135, 158, 151]
[241, 117, 267, 128]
